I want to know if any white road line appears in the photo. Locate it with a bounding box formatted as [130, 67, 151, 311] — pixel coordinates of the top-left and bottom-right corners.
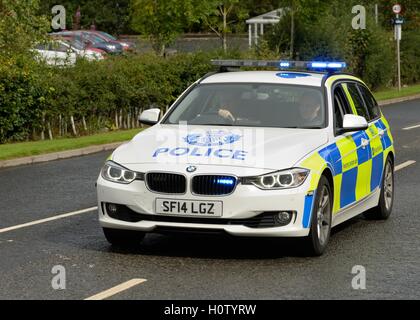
[395, 160, 416, 172]
[84, 279, 147, 300]
[403, 124, 420, 131]
[0, 207, 97, 234]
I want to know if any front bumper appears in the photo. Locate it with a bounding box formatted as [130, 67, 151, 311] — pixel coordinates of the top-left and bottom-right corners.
[96, 172, 313, 238]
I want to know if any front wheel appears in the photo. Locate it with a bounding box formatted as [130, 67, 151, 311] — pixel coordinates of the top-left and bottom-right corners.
[302, 176, 333, 256]
[103, 227, 146, 248]
[365, 157, 394, 220]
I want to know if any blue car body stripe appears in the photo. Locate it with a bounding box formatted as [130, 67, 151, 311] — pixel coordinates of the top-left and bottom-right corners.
[351, 131, 371, 165]
[371, 153, 384, 191]
[340, 167, 358, 208]
[303, 194, 315, 228]
[319, 143, 342, 176]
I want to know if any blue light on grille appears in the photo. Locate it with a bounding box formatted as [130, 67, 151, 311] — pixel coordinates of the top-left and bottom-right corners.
[216, 178, 235, 185]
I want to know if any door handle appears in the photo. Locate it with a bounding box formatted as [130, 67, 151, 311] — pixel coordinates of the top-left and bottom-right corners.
[378, 129, 385, 137]
[361, 138, 369, 149]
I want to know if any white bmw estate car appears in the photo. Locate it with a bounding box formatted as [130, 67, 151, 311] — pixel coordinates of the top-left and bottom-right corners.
[97, 60, 395, 255]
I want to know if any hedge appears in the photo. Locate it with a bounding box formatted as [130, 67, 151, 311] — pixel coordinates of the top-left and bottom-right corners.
[0, 52, 215, 143]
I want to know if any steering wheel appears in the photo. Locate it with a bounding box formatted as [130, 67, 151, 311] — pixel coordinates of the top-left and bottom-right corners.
[195, 111, 235, 125]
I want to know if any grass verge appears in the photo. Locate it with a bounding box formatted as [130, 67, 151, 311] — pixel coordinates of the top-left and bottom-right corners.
[374, 84, 420, 101]
[0, 129, 141, 161]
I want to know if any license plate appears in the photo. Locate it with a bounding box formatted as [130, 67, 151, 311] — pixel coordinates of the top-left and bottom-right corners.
[155, 199, 223, 217]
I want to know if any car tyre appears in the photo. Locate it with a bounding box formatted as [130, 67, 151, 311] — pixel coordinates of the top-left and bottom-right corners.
[303, 175, 333, 256]
[364, 157, 394, 220]
[103, 227, 146, 248]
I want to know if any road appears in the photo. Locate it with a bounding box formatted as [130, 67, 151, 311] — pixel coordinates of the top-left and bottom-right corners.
[0, 99, 419, 300]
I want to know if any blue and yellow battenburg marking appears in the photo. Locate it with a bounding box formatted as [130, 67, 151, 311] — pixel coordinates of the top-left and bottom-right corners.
[300, 117, 394, 228]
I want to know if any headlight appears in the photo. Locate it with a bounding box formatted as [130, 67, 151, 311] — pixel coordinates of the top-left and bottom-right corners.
[101, 161, 143, 184]
[241, 168, 309, 190]
[107, 45, 116, 50]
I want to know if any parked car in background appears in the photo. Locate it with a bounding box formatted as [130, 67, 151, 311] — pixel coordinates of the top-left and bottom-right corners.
[91, 31, 136, 52]
[50, 31, 124, 55]
[34, 39, 104, 66]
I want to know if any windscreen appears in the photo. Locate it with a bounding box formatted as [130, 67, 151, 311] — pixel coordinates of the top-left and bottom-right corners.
[164, 83, 325, 129]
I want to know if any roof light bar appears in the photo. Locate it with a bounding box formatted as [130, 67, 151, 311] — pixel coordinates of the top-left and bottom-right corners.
[211, 60, 347, 72]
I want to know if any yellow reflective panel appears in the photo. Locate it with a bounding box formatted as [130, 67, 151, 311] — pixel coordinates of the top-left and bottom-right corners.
[355, 161, 372, 201]
[325, 75, 365, 88]
[336, 136, 358, 172]
[300, 152, 326, 190]
[333, 174, 342, 214]
[381, 116, 394, 145]
[368, 125, 384, 158]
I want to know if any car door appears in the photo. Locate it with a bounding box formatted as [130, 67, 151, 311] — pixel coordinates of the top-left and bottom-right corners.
[342, 82, 373, 202]
[357, 83, 388, 193]
[330, 83, 362, 212]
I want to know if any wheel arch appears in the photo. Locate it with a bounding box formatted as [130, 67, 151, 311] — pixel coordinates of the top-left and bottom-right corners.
[321, 167, 334, 194]
[387, 150, 395, 166]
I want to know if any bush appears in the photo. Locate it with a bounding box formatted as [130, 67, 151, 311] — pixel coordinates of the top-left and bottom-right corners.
[0, 56, 49, 142]
[401, 31, 420, 85]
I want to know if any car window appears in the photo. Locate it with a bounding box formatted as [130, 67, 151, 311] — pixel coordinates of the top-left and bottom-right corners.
[358, 84, 381, 120]
[84, 33, 106, 43]
[333, 84, 352, 129]
[35, 44, 48, 50]
[346, 83, 369, 120]
[164, 84, 325, 129]
[49, 42, 69, 52]
[99, 31, 117, 41]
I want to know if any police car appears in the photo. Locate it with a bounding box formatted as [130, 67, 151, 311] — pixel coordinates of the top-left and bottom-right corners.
[97, 60, 395, 256]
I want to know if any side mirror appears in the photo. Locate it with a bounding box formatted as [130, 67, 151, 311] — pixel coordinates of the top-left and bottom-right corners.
[139, 108, 161, 126]
[341, 114, 368, 133]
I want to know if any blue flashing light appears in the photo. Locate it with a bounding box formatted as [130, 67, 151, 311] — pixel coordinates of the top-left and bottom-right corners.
[327, 62, 346, 69]
[216, 178, 235, 186]
[279, 61, 290, 68]
[311, 62, 328, 69]
[310, 61, 346, 70]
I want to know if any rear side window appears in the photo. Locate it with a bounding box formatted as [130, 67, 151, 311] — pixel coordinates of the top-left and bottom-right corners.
[346, 83, 369, 120]
[358, 84, 381, 120]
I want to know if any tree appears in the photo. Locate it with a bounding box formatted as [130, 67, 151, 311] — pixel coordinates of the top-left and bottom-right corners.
[130, 0, 208, 55]
[203, 0, 249, 52]
[0, 0, 49, 58]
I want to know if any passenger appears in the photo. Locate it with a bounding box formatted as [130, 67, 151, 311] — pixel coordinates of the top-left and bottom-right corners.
[297, 92, 323, 127]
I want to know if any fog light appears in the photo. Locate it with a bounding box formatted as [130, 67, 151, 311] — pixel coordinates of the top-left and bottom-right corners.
[106, 203, 119, 215]
[275, 211, 293, 225]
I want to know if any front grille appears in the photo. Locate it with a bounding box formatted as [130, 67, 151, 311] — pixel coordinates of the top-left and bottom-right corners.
[146, 173, 186, 194]
[192, 175, 237, 196]
[104, 204, 290, 229]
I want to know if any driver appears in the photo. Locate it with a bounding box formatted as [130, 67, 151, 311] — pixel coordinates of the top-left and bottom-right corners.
[297, 91, 322, 126]
[217, 92, 240, 122]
